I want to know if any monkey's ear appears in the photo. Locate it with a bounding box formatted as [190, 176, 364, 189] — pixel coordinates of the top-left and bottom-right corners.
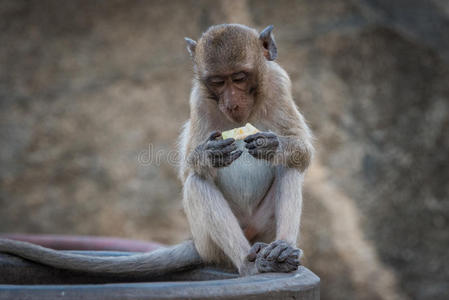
[259, 25, 277, 61]
[184, 37, 197, 58]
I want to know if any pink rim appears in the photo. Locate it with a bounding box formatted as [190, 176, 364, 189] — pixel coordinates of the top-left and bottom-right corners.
[0, 233, 163, 252]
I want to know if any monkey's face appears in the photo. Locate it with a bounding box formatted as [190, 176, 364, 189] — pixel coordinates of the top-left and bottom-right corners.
[205, 71, 257, 124]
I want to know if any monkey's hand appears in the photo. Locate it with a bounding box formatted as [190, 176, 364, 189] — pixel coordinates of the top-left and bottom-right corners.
[247, 242, 269, 263]
[244, 132, 279, 161]
[253, 240, 302, 273]
[190, 131, 243, 171]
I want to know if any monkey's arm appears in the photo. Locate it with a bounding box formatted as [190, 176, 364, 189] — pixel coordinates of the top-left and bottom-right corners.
[245, 131, 313, 172]
[276, 135, 313, 171]
[183, 173, 254, 275]
[276, 101, 314, 171]
[246, 107, 313, 172]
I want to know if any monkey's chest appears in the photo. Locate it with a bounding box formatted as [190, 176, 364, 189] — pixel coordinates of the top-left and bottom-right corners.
[215, 141, 275, 214]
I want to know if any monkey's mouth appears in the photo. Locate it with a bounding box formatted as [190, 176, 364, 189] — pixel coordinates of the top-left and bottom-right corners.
[225, 111, 249, 125]
[219, 102, 251, 125]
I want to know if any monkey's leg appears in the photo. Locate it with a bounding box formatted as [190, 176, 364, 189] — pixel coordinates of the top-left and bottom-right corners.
[255, 167, 304, 273]
[244, 177, 277, 244]
[275, 167, 304, 245]
[183, 173, 254, 275]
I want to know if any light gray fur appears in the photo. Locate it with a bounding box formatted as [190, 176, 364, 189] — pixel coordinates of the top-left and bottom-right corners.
[216, 140, 275, 215]
[0, 238, 201, 276]
[183, 173, 252, 271]
[275, 168, 304, 245]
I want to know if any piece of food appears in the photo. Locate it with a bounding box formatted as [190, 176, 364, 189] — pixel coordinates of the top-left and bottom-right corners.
[222, 123, 260, 140]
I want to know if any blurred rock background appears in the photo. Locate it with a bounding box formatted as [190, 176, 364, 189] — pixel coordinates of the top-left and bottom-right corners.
[0, 0, 448, 299]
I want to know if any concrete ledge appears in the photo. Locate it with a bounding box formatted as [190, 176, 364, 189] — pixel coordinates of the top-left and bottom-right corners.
[0, 251, 320, 300]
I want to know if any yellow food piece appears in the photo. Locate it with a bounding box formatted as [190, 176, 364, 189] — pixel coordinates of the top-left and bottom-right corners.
[222, 123, 259, 140]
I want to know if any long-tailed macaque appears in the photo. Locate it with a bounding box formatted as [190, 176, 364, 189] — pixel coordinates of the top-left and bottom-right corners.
[0, 24, 313, 277]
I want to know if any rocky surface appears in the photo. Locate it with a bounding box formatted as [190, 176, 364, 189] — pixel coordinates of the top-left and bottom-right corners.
[1, 1, 448, 299]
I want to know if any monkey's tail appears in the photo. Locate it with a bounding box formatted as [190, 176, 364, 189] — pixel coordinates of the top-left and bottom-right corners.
[0, 238, 202, 276]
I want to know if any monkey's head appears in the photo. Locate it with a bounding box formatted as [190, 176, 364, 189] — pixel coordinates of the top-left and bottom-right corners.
[185, 24, 277, 124]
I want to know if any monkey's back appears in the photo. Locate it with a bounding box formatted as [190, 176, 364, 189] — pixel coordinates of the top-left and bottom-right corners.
[215, 141, 275, 215]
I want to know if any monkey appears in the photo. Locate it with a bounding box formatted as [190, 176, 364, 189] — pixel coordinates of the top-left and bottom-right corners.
[180, 24, 313, 275]
[0, 24, 313, 277]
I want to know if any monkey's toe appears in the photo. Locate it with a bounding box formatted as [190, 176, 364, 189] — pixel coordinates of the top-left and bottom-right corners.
[255, 245, 303, 273]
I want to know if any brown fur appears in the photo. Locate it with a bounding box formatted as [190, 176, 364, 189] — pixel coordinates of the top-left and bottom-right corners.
[180, 24, 313, 275]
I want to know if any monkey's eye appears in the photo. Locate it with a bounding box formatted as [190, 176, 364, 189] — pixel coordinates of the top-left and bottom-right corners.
[209, 77, 225, 86]
[232, 72, 247, 83]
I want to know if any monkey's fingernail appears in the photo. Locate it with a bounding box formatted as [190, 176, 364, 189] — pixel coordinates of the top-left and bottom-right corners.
[209, 131, 222, 140]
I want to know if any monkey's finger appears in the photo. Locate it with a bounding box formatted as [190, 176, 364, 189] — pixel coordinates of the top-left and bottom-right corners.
[267, 243, 289, 261]
[258, 247, 270, 260]
[215, 150, 243, 168]
[255, 243, 268, 253]
[244, 132, 277, 143]
[222, 143, 238, 153]
[248, 149, 276, 160]
[245, 142, 257, 149]
[290, 248, 303, 261]
[245, 139, 271, 149]
[208, 131, 222, 140]
[278, 247, 296, 262]
[249, 147, 277, 153]
[225, 150, 243, 164]
[247, 252, 257, 262]
[248, 242, 268, 262]
[209, 144, 237, 156]
[276, 247, 290, 262]
[245, 139, 278, 150]
[287, 256, 301, 267]
[285, 260, 300, 270]
[248, 149, 262, 159]
[260, 132, 277, 139]
[207, 138, 235, 150]
[244, 132, 265, 143]
[268, 138, 279, 148]
[259, 242, 277, 259]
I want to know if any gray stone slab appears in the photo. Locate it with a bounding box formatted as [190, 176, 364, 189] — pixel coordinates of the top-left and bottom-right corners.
[0, 251, 320, 299]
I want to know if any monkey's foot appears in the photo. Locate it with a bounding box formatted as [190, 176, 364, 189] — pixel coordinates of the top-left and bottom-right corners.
[247, 242, 268, 262]
[253, 240, 303, 273]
